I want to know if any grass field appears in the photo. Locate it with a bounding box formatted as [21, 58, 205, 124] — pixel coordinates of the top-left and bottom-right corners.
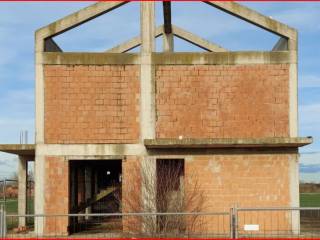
[0, 197, 34, 214]
[300, 193, 320, 207]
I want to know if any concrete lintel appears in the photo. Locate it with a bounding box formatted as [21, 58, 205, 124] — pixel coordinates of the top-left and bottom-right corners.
[152, 51, 294, 65]
[42, 52, 140, 65]
[106, 25, 164, 53]
[36, 2, 127, 39]
[36, 144, 147, 157]
[172, 25, 227, 52]
[144, 137, 313, 149]
[205, 1, 297, 39]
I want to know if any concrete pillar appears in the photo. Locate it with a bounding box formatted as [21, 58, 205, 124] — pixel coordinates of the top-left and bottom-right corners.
[18, 156, 28, 227]
[85, 166, 92, 220]
[140, 3, 157, 233]
[163, 33, 174, 52]
[140, 1, 156, 141]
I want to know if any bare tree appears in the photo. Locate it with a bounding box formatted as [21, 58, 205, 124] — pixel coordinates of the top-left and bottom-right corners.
[117, 159, 206, 237]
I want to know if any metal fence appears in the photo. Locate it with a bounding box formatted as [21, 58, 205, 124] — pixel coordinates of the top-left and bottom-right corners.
[235, 207, 320, 238]
[1, 207, 320, 238]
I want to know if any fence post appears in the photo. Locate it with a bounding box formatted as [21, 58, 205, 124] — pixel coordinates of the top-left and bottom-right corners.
[0, 204, 6, 238]
[230, 207, 238, 239]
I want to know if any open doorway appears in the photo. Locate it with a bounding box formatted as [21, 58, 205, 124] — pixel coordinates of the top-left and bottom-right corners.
[156, 159, 185, 232]
[69, 160, 122, 234]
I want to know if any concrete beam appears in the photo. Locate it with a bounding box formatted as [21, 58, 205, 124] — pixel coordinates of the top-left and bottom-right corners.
[205, 1, 297, 39]
[36, 1, 127, 39]
[106, 25, 164, 53]
[172, 25, 227, 52]
[152, 51, 295, 65]
[144, 137, 313, 149]
[0, 144, 35, 156]
[18, 156, 27, 227]
[42, 52, 140, 65]
[163, 33, 174, 52]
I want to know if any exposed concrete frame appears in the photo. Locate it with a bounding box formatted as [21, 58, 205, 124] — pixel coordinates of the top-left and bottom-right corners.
[42, 52, 140, 65]
[107, 24, 227, 53]
[172, 25, 227, 52]
[42, 51, 294, 66]
[144, 137, 313, 149]
[0, 144, 35, 156]
[35, 2, 128, 235]
[203, 2, 298, 137]
[31, 1, 304, 235]
[18, 156, 28, 227]
[152, 52, 294, 65]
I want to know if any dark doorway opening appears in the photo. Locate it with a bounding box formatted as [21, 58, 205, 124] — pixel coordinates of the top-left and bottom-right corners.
[156, 159, 185, 232]
[68, 160, 122, 234]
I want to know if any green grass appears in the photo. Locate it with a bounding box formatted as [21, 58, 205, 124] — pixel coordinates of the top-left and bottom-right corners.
[0, 197, 34, 214]
[300, 193, 320, 207]
[0, 198, 34, 230]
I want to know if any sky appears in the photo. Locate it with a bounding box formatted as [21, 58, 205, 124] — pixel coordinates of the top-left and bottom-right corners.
[0, 1, 319, 181]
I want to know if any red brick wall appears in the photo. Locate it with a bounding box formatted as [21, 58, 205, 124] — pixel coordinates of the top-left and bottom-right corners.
[156, 64, 289, 138]
[122, 156, 142, 232]
[44, 65, 140, 144]
[185, 154, 292, 234]
[44, 156, 69, 235]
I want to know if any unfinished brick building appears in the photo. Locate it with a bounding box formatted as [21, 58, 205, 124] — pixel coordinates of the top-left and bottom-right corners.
[0, 0, 313, 236]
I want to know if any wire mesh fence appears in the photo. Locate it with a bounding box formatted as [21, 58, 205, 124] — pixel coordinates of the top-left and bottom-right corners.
[3, 212, 230, 239]
[236, 207, 320, 238]
[2, 207, 320, 238]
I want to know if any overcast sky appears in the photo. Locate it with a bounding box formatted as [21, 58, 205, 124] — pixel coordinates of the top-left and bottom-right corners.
[0, 2, 319, 181]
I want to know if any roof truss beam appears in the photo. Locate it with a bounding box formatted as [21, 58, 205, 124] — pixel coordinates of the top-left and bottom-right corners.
[204, 1, 296, 40]
[106, 25, 164, 53]
[36, 1, 128, 40]
[172, 25, 227, 52]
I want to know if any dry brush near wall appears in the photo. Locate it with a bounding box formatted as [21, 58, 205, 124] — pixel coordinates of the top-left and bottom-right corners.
[116, 159, 209, 237]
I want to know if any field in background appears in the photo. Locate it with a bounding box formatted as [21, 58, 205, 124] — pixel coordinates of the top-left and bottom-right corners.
[300, 193, 320, 207]
[0, 197, 34, 214]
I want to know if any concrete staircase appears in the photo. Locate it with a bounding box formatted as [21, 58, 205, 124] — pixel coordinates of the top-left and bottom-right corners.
[73, 186, 118, 213]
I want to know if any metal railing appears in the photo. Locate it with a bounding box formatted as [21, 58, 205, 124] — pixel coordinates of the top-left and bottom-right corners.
[3, 211, 230, 238]
[235, 207, 320, 238]
[1, 207, 320, 238]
